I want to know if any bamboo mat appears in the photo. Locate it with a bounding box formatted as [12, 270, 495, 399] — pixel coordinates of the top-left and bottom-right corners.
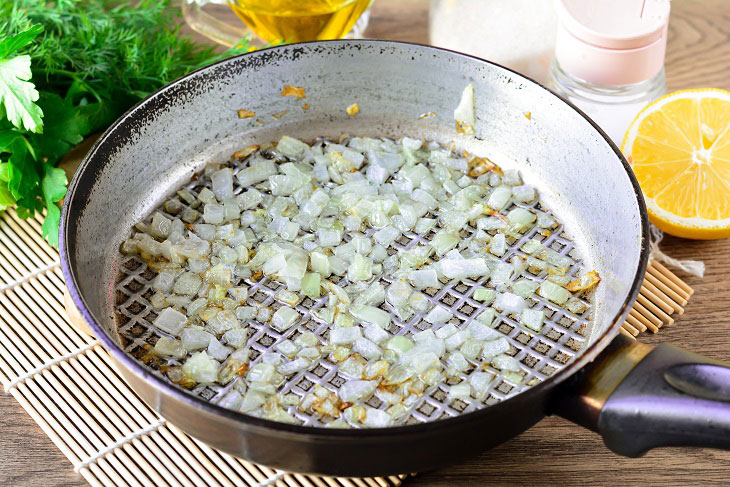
[0, 207, 689, 487]
[0, 208, 406, 487]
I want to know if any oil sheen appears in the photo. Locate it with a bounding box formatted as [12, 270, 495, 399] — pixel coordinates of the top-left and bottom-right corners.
[230, 0, 372, 43]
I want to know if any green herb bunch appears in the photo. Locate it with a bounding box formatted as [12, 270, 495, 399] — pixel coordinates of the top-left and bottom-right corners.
[0, 0, 252, 246]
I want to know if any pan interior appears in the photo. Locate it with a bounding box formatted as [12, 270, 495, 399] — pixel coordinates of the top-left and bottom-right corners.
[114, 135, 596, 426]
[64, 41, 645, 427]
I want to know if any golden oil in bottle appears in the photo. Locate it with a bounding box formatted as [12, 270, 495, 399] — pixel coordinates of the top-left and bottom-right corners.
[230, 0, 372, 43]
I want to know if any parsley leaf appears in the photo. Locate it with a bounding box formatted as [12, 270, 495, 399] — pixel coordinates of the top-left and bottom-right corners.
[41, 202, 60, 247]
[40, 163, 66, 247]
[31, 92, 86, 163]
[41, 162, 67, 204]
[0, 54, 44, 132]
[0, 24, 44, 132]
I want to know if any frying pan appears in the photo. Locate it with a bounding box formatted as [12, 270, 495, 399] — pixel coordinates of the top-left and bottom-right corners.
[60, 40, 730, 477]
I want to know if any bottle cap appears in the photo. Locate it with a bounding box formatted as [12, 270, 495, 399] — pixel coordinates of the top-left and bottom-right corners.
[555, 0, 670, 85]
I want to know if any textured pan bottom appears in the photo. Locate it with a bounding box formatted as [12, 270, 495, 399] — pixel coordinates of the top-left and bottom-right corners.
[115, 136, 594, 427]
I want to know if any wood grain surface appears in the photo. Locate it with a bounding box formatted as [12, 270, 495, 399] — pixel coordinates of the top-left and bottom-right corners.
[2, 0, 730, 485]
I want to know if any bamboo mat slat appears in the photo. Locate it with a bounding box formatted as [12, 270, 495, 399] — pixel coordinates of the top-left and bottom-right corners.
[0, 209, 407, 487]
[0, 207, 690, 486]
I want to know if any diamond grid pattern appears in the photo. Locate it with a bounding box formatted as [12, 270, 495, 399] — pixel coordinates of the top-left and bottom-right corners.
[114, 142, 594, 427]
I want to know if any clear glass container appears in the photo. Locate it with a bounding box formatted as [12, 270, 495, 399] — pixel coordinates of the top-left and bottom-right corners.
[549, 0, 670, 145]
[550, 60, 666, 145]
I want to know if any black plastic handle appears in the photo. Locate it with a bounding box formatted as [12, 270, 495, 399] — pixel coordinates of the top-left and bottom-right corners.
[598, 343, 730, 457]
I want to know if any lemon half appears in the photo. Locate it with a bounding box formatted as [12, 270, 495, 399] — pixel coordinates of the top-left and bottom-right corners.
[622, 88, 730, 239]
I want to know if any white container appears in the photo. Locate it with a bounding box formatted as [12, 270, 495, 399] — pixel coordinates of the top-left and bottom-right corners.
[429, 0, 558, 84]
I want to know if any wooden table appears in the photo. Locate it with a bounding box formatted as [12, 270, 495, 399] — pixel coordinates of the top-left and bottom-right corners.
[2, 0, 730, 485]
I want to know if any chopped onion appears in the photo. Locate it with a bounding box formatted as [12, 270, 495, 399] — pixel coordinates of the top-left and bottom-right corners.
[207, 337, 233, 361]
[385, 336, 414, 355]
[339, 380, 378, 403]
[469, 371, 494, 399]
[278, 357, 312, 376]
[236, 158, 277, 187]
[154, 307, 187, 336]
[364, 324, 390, 344]
[507, 207, 537, 226]
[424, 305, 453, 324]
[538, 280, 572, 305]
[494, 292, 526, 314]
[486, 187, 511, 211]
[351, 305, 390, 328]
[472, 288, 495, 303]
[467, 320, 501, 340]
[492, 354, 521, 372]
[512, 184, 536, 203]
[271, 307, 300, 331]
[430, 231, 459, 256]
[123, 131, 599, 428]
[441, 258, 489, 280]
[354, 337, 382, 360]
[482, 337, 510, 360]
[521, 238, 543, 255]
[154, 337, 187, 359]
[475, 308, 497, 327]
[511, 278, 540, 298]
[275, 339, 299, 358]
[501, 169, 522, 186]
[330, 327, 362, 345]
[454, 84, 475, 134]
[301, 272, 321, 298]
[181, 327, 213, 350]
[277, 136, 310, 158]
[182, 351, 219, 383]
[490, 262, 514, 288]
[489, 233, 507, 257]
[211, 168, 234, 200]
[520, 308, 544, 332]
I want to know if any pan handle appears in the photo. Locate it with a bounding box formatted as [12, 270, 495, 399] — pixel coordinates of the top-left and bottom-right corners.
[552, 334, 730, 456]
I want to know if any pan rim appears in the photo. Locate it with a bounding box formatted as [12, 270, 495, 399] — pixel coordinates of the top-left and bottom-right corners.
[60, 39, 650, 439]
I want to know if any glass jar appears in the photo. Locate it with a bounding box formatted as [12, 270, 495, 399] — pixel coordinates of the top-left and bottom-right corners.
[551, 61, 666, 145]
[549, 0, 671, 144]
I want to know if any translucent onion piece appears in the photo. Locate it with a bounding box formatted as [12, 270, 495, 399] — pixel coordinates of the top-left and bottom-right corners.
[538, 280, 572, 305]
[183, 351, 219, 383]
[271, 307, 300, 331]
[351, 306, 390, 328]
[339, 380, 378, 403]
[154, 337, 187, 359]
[521, 308, 545, 332]
[424, 305, 453, 324]
[181, 327, 213, 350]
[454, 84, 475, 133]
[482, 337, 510, 361]
[330, 327, 362, 345]
[153, 308, 187, 336]
[494, 292, 527, 314]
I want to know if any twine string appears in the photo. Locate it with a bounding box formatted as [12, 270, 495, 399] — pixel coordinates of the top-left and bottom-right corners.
[3, 341, 98, 392]
[255, 471, 287, 487]
[649, 225, 705, 278]
[73, 418, 168, 472]
[0, 261, 60, 294]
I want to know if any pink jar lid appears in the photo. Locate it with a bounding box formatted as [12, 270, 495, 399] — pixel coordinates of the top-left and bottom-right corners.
[555, 0, 671, 85]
